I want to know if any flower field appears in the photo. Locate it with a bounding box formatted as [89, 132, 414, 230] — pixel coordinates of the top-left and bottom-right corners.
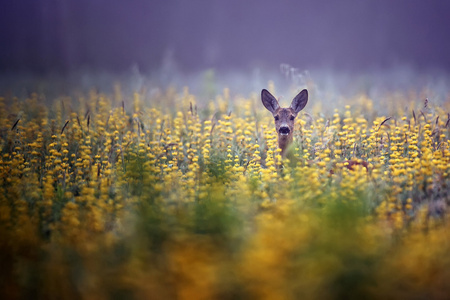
[1, 80, 450, 299]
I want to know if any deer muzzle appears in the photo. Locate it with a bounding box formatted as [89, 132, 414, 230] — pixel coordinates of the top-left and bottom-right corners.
[279, 126, 290, 135]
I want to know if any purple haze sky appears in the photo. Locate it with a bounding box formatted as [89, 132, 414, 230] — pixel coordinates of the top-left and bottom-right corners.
[1, 0, 450, 74]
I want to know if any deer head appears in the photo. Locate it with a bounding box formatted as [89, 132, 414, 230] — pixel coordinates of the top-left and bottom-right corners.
[261, 89, 308, 155]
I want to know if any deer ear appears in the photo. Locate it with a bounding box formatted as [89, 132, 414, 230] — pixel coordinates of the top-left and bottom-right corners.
[290, 89, 308, 114]
[261, 89, 280, 114]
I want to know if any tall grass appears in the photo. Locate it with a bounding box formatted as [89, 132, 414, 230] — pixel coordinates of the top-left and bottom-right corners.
[0, 83, 450, 299]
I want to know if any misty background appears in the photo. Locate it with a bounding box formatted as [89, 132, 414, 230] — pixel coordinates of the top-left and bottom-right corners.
[2, 0, 450, 75]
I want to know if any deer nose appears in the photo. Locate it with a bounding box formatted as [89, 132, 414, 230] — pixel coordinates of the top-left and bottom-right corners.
[279, 126, 290, 135]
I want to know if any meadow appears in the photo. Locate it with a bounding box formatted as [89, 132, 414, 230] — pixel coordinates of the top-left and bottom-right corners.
[1, 76, 450, 300]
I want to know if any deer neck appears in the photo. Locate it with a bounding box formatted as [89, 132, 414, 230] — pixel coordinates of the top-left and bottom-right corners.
[278, 134, 293, 155]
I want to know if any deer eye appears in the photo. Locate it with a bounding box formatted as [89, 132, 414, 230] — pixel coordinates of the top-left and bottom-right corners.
[274, 116, 279, 121]
[290, 116, 295, 121]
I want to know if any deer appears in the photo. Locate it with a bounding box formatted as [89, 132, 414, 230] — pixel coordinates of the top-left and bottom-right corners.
[261, 88, 308, 156]
[261, 88, 369, 172]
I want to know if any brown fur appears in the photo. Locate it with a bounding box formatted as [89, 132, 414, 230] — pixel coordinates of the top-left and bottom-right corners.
[261, 89, 308, 155]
